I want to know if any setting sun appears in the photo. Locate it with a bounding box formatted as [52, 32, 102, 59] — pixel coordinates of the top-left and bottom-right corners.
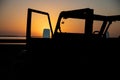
[31, 12, 86, 38]
[31, 12, 50, 37]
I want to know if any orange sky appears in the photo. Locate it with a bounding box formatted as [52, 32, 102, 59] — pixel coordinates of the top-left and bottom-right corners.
[0, 0, 120, 37]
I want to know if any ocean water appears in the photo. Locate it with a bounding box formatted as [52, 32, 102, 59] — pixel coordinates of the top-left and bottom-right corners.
[0, 37, 26, 39]
[0, 37, 26, 45]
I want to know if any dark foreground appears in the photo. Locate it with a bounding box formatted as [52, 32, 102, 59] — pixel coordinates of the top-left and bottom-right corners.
[0, 44, 88, 79]
[0, 38, 120, 79]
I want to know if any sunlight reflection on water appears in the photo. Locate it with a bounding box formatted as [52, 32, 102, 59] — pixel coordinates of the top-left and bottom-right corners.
[0, 37, 26, 45]
[0, 37, 26, 39]
[0, 43, 26, 45]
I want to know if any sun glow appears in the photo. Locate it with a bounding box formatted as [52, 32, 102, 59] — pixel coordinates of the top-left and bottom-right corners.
[0, 0, 119, 38]
[31, 13, 50, 38]
[60, 18, 85, 33]
[31, 13, 86, 38]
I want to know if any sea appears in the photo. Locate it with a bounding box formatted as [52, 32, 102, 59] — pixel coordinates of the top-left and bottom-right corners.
[0, 37, 26, 45]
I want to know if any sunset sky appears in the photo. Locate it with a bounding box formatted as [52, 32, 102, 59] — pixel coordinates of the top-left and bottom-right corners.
[0, 0, 120, 37]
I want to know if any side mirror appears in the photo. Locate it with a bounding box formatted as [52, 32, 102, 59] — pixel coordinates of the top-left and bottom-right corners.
[43, 29, 50, 38]
[106, 31, 109, 38]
